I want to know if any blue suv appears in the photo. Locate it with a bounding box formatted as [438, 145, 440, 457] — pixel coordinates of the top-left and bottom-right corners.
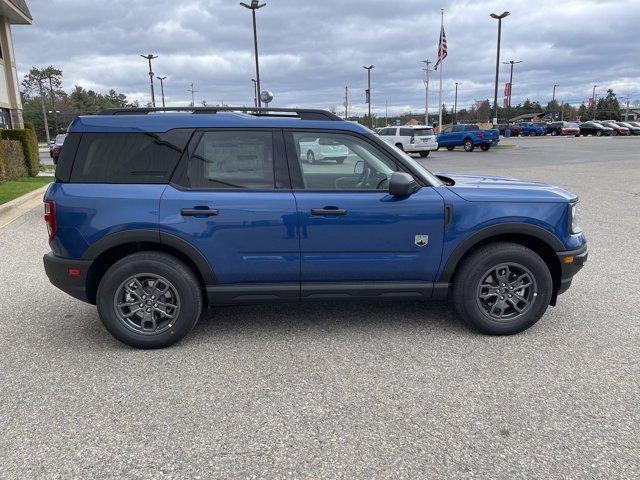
[43, 107, 587, 348]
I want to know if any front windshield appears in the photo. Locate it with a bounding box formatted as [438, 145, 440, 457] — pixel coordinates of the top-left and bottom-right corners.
[387, 143, 443, 186]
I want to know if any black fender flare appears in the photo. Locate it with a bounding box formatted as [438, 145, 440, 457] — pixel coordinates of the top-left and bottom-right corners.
[438, 222, 565, 282]
[82, 229, 217, 284]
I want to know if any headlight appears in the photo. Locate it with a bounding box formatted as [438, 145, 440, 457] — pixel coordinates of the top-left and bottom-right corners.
[570, 201, 581, 234]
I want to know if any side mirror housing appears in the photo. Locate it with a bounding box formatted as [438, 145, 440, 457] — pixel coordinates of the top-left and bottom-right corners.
[389, 172, 418, 196]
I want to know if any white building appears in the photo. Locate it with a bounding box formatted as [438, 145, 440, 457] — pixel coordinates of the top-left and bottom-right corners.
[0, 0, 31, 129]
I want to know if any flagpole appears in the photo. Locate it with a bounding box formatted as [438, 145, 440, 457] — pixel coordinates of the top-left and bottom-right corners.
[438, 9, 444, 131]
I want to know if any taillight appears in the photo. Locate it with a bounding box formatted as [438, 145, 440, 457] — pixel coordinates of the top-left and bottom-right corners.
[44, 200, 57, 241]
[410, 136, 415, 144]
[479, 132, 484, 138]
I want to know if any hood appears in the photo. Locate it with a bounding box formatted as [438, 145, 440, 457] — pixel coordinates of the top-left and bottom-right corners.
[436, 173, 577, 203]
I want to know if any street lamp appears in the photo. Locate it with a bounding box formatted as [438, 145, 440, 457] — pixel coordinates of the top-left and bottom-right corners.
[157, 76, 167, 108]
[421, 59, 432, 125]
[240, 1, 266, 107]
[454, 82, 462, 124]
[490, 11, 510, 124]
[552, 84, 559, 102]
[363, 65, 374, 129]
[140, 54, 158, 107]
[592, 84, 598, 119]
[502, 60, 522, 124]
[251, 78, 257, 107]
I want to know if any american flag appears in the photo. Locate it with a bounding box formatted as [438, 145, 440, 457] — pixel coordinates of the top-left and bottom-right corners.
[434, 26, 447, 70]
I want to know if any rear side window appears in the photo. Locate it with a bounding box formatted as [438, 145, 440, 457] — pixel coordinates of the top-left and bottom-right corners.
[70, 130, 192, 183]
[465, 125, 480, 131]
[451, 125, 462, 133]
[399, 128, 413, 137]
[186, 131, 274, 189]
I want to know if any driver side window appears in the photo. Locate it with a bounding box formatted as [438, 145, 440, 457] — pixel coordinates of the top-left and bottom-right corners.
[288, 131, 399, 191]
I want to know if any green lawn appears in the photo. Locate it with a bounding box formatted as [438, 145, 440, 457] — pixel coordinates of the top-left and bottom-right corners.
[0, 177, 52, 205]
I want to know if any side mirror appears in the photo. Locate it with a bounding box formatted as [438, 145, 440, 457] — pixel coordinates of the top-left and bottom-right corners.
[389, 172, 417, 196]
[354, 160, 365, 175]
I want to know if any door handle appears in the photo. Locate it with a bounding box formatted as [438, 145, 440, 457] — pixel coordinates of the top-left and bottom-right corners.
[181, 208, 219, 217]
[310, 208, 348, 216]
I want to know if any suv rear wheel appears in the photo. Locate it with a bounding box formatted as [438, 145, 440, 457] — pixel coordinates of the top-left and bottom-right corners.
[452, 242, 553, 335]
[96, 252, 203, 349]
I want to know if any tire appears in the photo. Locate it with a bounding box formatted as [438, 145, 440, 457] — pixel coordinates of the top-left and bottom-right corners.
[395, 143, 404, 151]
[596, 130, 602, 137]
[480, 144, 490, 151]
[307, 150, 316, 164]
[419, 151, 429, 157]
[575, 133, 580, 137]
[452, 242, 553, 335]
[463, 139, 475, 152]
[336, 157, 345, 164]
[612, 130, 618, 136]
[551, 130, 557, 136]
[96, 252, 203, 349]
[446, 146, 455, 151]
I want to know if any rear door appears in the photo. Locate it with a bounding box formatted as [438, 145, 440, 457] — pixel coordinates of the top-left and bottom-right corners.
[160, 128, 300, 299]
[412, 127, 436, 148]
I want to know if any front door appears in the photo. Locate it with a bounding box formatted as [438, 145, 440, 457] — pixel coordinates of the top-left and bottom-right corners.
[284, 130, 445, 289]
[160, 129, 299, 300]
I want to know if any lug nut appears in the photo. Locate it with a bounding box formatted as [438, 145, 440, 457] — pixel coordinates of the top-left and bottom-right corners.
[139, 303, 144, 307]
[154, 303, 158, 307]
[146, 308, 151, 312]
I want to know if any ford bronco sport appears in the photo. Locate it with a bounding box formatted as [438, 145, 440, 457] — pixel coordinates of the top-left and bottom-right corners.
[43, 107, 587, 348]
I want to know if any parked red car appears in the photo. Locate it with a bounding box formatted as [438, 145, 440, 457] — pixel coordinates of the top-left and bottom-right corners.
[600, 121, 629, 136]
[51, 133, 66, 164]
[547, 121, 581, 136]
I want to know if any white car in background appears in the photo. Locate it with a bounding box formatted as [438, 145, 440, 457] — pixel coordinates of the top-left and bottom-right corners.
[378, 125, 438, 157]
[299, 136, 349, 164]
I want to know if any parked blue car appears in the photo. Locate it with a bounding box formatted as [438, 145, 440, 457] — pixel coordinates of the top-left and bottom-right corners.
[437, 124, 500, 152]
[519, 122, 546, 136]
[43, 107, 587, 348]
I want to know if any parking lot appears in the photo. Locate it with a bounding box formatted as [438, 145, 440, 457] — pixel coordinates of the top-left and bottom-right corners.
[1, 135, 639, 478]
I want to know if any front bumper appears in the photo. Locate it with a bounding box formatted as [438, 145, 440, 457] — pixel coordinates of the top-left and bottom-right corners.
[43, 252, 93, 304]
[556, 244, 588, 295]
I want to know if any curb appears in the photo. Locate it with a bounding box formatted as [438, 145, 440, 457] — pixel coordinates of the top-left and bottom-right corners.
[0, 183, 51, 229]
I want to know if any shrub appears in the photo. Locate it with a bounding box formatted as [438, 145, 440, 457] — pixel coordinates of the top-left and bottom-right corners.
[0, 139, 26, 182]
[1, 127, 39, 177]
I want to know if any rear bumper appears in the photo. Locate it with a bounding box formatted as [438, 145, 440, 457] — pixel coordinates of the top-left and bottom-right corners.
[43, 252, 93, 304]
[557, 244, 588, 295]
[405, 143, 438, 152]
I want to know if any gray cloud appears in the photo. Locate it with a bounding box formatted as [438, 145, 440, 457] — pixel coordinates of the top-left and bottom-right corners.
[12, 0, 640, 114]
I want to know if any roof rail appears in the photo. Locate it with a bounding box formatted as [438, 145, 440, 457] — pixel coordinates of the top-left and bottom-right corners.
[97, 106, 343, 121]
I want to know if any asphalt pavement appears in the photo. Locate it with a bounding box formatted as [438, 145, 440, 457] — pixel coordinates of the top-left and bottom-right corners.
[1, 135, 639, 479]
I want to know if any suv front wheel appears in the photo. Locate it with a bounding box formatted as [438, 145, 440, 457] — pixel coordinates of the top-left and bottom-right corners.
[96, 252, 203, 349]
[452, 242, 553, 335]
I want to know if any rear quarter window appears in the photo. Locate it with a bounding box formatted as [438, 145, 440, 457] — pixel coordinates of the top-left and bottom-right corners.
[465, 125, 480, 131]
[413, 128, 434, 136]
[70, 130, 193, 184]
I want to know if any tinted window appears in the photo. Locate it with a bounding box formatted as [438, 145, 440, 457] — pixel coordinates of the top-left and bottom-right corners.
[451, 125, 462, 133]
[289, 131, 399, 191]
[70, 130, 192, 183]
[187, 131, 274, 189]
[465, 124, 480, 131]
[441, 127, 452, 134]
[380, 128, 394, 136]
[413, 128, 434, 136]
[399, 128, 413, 137]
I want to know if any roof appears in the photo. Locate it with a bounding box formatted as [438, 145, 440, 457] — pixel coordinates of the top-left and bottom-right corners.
[0, 0, 32, 23]
[69, 112, 372, 134]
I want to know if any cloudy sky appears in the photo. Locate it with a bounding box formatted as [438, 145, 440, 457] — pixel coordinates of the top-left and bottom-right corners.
[12, 0, 640, 115]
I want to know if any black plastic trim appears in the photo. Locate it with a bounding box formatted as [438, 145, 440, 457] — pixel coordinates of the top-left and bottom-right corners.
[439, 222, 566, 282]
[557, 244, 588, 295]
[301, 282, 433, 300]
[207, 283, 299, 304]
[43, 252, 93, 303]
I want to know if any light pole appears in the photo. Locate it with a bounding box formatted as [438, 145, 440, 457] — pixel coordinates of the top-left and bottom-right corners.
[47, 73, 59, 133]
[251, 78, 257, 107]
[140, 54, 158, 107]
[502, 60, 521, 124]
[454, 82, 462, 124]
[188, 83, 197, 107]
[240, 1, 266, 107]
[421, 59, 432, 125]
[592, 84, 598, 119]
[156, 76, 167, 108]
[490, 11, 510, 124]
[363, 65, 374, 129]
[552, 84, 559, 103]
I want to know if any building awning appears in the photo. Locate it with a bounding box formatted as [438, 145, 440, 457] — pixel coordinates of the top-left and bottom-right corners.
[0, 0, 32, 25]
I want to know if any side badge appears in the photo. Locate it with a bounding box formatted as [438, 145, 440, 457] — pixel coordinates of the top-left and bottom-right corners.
[415, 235, 429, 247]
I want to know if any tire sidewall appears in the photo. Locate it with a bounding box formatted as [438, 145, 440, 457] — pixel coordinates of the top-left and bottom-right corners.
[97, 254, 202, 348]
[463, 140, 474, 152]
[454, 245, 552, 335]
